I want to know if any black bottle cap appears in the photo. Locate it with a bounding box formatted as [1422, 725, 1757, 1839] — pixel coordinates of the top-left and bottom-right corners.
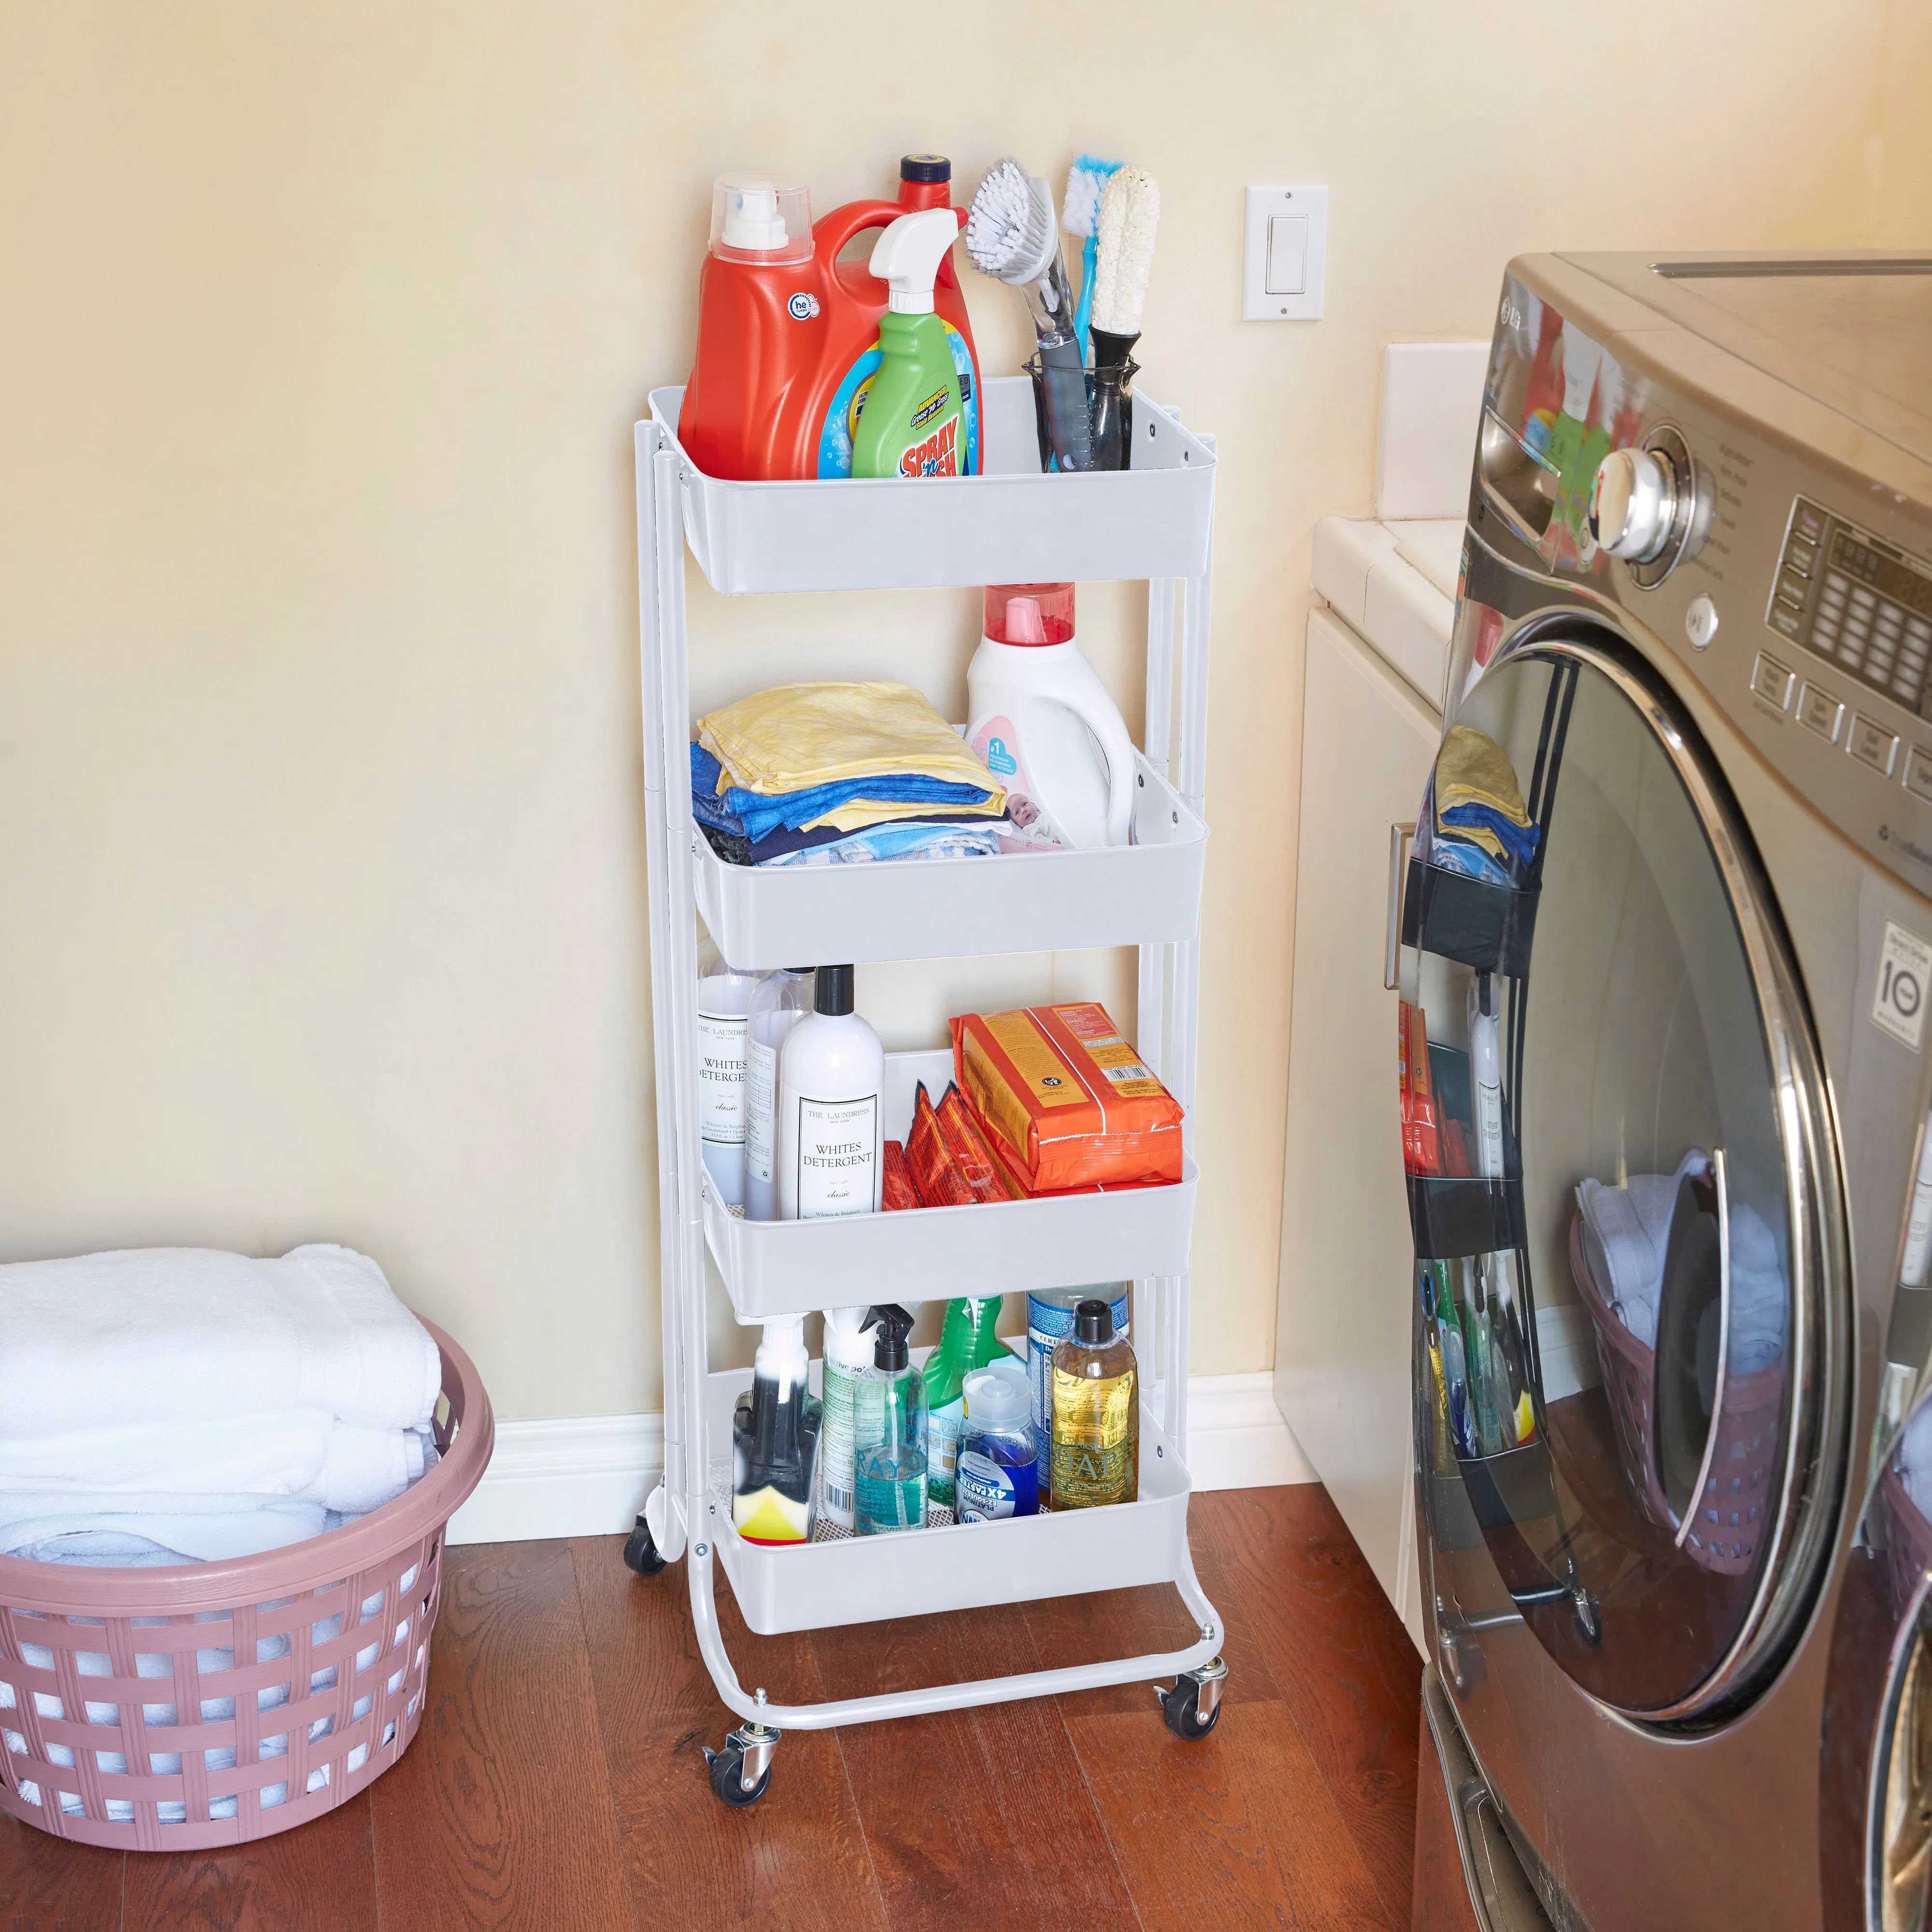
[864, 1304, 913, 1371]
[815, 965, 855, 1016]
[900, 155, 952, 184]
[1074, 1299, 1114, 1346]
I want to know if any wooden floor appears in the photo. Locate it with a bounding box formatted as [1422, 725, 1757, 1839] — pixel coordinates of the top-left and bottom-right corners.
[0, 1485, 1423, 1932]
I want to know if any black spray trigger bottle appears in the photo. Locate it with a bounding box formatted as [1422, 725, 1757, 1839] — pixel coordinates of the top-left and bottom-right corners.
[731, 1314, 822, 1547]
[853, 1304, 926, 1534]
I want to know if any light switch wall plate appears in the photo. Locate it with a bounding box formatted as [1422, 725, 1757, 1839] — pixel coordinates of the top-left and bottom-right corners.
[1243, 185, 1327, 321]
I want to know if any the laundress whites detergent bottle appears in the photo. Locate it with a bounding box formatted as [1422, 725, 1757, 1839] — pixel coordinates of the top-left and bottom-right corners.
[679, 158, 980, 482]
[966, 583, 1136, 850]
[851, 209, 973, 481]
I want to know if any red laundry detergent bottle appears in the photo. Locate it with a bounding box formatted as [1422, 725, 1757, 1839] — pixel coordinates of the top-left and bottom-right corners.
[679, 156, 981, 481]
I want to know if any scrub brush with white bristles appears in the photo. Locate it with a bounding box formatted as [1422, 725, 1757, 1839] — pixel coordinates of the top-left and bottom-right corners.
[1062, 154, 1122, 363]
[965, 157, 1090, 468]
[1089, 166, 1160, 372]
[964, 157, 1078, 353]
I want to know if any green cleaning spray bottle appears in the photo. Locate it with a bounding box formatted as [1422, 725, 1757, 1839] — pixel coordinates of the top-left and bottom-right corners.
[922, 1296, 1007, 1512]
[851, 208, 968, 480]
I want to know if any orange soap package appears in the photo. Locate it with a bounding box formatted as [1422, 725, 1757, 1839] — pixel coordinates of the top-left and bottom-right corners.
[949, 1002, 1185, 1195]
[903, 1081, 1023, 1207]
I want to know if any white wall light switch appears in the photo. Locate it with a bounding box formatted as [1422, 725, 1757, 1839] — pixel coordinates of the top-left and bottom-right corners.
[1244, 185, 1327, 321]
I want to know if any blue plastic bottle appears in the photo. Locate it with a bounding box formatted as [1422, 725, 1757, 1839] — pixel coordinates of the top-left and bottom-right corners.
[955, 1356, 1038, 1521]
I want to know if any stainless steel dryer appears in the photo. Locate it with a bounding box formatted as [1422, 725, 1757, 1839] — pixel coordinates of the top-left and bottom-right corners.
[1400, 252, 1932, 1931]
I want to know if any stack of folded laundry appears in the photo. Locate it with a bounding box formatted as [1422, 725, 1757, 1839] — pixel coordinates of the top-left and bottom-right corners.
[1428, 724, 1540, 888]
[0, 1243, 442, 1566]
[691, 680, 1012, 867]
[1576, 1150, 1788, 1370]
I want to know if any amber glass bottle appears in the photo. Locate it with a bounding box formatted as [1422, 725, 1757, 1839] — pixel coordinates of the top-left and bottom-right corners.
[1049, 1299, 1138, 1508]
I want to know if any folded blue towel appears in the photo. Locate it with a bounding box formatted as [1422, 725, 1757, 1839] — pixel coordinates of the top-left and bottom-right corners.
[1438, 802, 1540, 872]
[759, 822, 1005, 867]
[690, 741, 995, 843]
[1428, 833, 1513, 888]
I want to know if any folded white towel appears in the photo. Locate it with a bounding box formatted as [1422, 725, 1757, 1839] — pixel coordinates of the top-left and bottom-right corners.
[1578, 1150, 1708, 1347]
[0, 1417, 428, 1512]
[305, 1424, 428, 1515]
[0, 1413, 336, 1498]
[1578, 1153, 1787, 1371]
[0, 1243, 439, 1442]
[0, 1499, 329, 1563]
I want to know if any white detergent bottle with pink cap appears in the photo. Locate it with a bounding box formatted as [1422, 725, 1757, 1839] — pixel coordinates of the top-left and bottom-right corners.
[966, 583, 1135, 850]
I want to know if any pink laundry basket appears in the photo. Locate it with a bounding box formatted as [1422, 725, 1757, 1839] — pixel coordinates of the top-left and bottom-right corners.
[0, 1317, 491, 1852]
[1566, 1213, 1786, 1577]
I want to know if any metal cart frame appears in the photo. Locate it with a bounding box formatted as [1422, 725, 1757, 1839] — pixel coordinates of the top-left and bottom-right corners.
[628, 379, 1225, 1796]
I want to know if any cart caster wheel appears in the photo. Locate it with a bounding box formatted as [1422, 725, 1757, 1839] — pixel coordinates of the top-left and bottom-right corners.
[704, 1723, 778, 1808]
[1158, 1658, 1227, 1741]
[622, 1514, 666, 1577]
[704, 1744, 769, 1807]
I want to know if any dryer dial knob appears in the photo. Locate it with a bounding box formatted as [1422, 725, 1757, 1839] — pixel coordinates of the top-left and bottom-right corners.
[1590, 448, 1675, 561]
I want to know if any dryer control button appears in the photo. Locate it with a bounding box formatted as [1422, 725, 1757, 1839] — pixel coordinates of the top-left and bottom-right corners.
[1906, 749, 1932, 805]
[1750, 651, 1794, 710]
[1850, 715, 1901, 777]
[1687, 595, 1721, 651]
[1798, 682, 1844, 742]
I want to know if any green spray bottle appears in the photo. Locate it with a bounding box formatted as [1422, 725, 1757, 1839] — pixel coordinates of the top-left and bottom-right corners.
[922, 1296, 1007, 1511]
[851, 208, 968, 480]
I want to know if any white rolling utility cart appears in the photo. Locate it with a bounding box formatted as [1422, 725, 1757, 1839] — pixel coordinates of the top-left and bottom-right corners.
[626, 373, 1225, 1807]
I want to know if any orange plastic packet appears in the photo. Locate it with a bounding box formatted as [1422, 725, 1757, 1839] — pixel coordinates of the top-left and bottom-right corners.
[1408, 1004, 1444, 1175]
[1397, 999, 1443, 1176]
[904, 1083, 976, 1207]
[881, 1140, 919, 1212]
[950, 1002, 1184, 1194]
[935, 1084, 1024, 1203]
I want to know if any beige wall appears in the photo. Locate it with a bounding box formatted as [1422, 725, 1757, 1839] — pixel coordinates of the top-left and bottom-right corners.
[2, 0, 1929, 1421]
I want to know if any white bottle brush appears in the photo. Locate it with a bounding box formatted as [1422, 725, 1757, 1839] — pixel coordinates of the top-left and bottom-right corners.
[1089, 167, 1160, 374]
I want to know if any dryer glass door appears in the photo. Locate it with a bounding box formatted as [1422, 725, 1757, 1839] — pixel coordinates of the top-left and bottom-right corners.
[1405, 631, 1843, 1719]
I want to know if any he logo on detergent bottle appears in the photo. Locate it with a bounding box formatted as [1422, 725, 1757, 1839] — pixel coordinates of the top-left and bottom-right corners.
[897, 415, 958, 479]
[983, 736, 1018, 777]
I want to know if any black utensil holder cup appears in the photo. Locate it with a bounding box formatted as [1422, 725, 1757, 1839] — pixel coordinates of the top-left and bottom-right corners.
[1025, 355, 1138, 473]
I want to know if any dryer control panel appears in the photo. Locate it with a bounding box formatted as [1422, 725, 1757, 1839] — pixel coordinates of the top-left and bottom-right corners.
[1756, 498, 1932, 806]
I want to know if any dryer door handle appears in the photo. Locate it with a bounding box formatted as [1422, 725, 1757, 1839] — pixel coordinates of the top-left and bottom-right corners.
[1673, 1146, 1733, 1553]
[1385, 822, 1416, 990]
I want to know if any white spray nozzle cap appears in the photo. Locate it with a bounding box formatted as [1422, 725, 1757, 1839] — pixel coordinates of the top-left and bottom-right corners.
[724, 183, 785, 250]
[963, 1354, 1031, 1431]
[869, 207, 960, 315]
[1004, 597, 1047, 643]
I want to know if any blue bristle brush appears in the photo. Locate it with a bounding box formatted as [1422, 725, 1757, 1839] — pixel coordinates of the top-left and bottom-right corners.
[1063, 155, 1122, 363]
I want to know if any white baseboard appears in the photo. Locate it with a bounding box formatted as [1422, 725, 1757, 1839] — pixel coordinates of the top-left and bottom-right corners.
[446, 1371, 1314, 1547]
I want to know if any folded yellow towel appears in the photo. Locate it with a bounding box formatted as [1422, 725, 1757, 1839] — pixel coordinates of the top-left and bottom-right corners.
[1433, 725, 1533, 865]
[1436, 727, 1531, 812]
[698, 681, 1005, 804]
